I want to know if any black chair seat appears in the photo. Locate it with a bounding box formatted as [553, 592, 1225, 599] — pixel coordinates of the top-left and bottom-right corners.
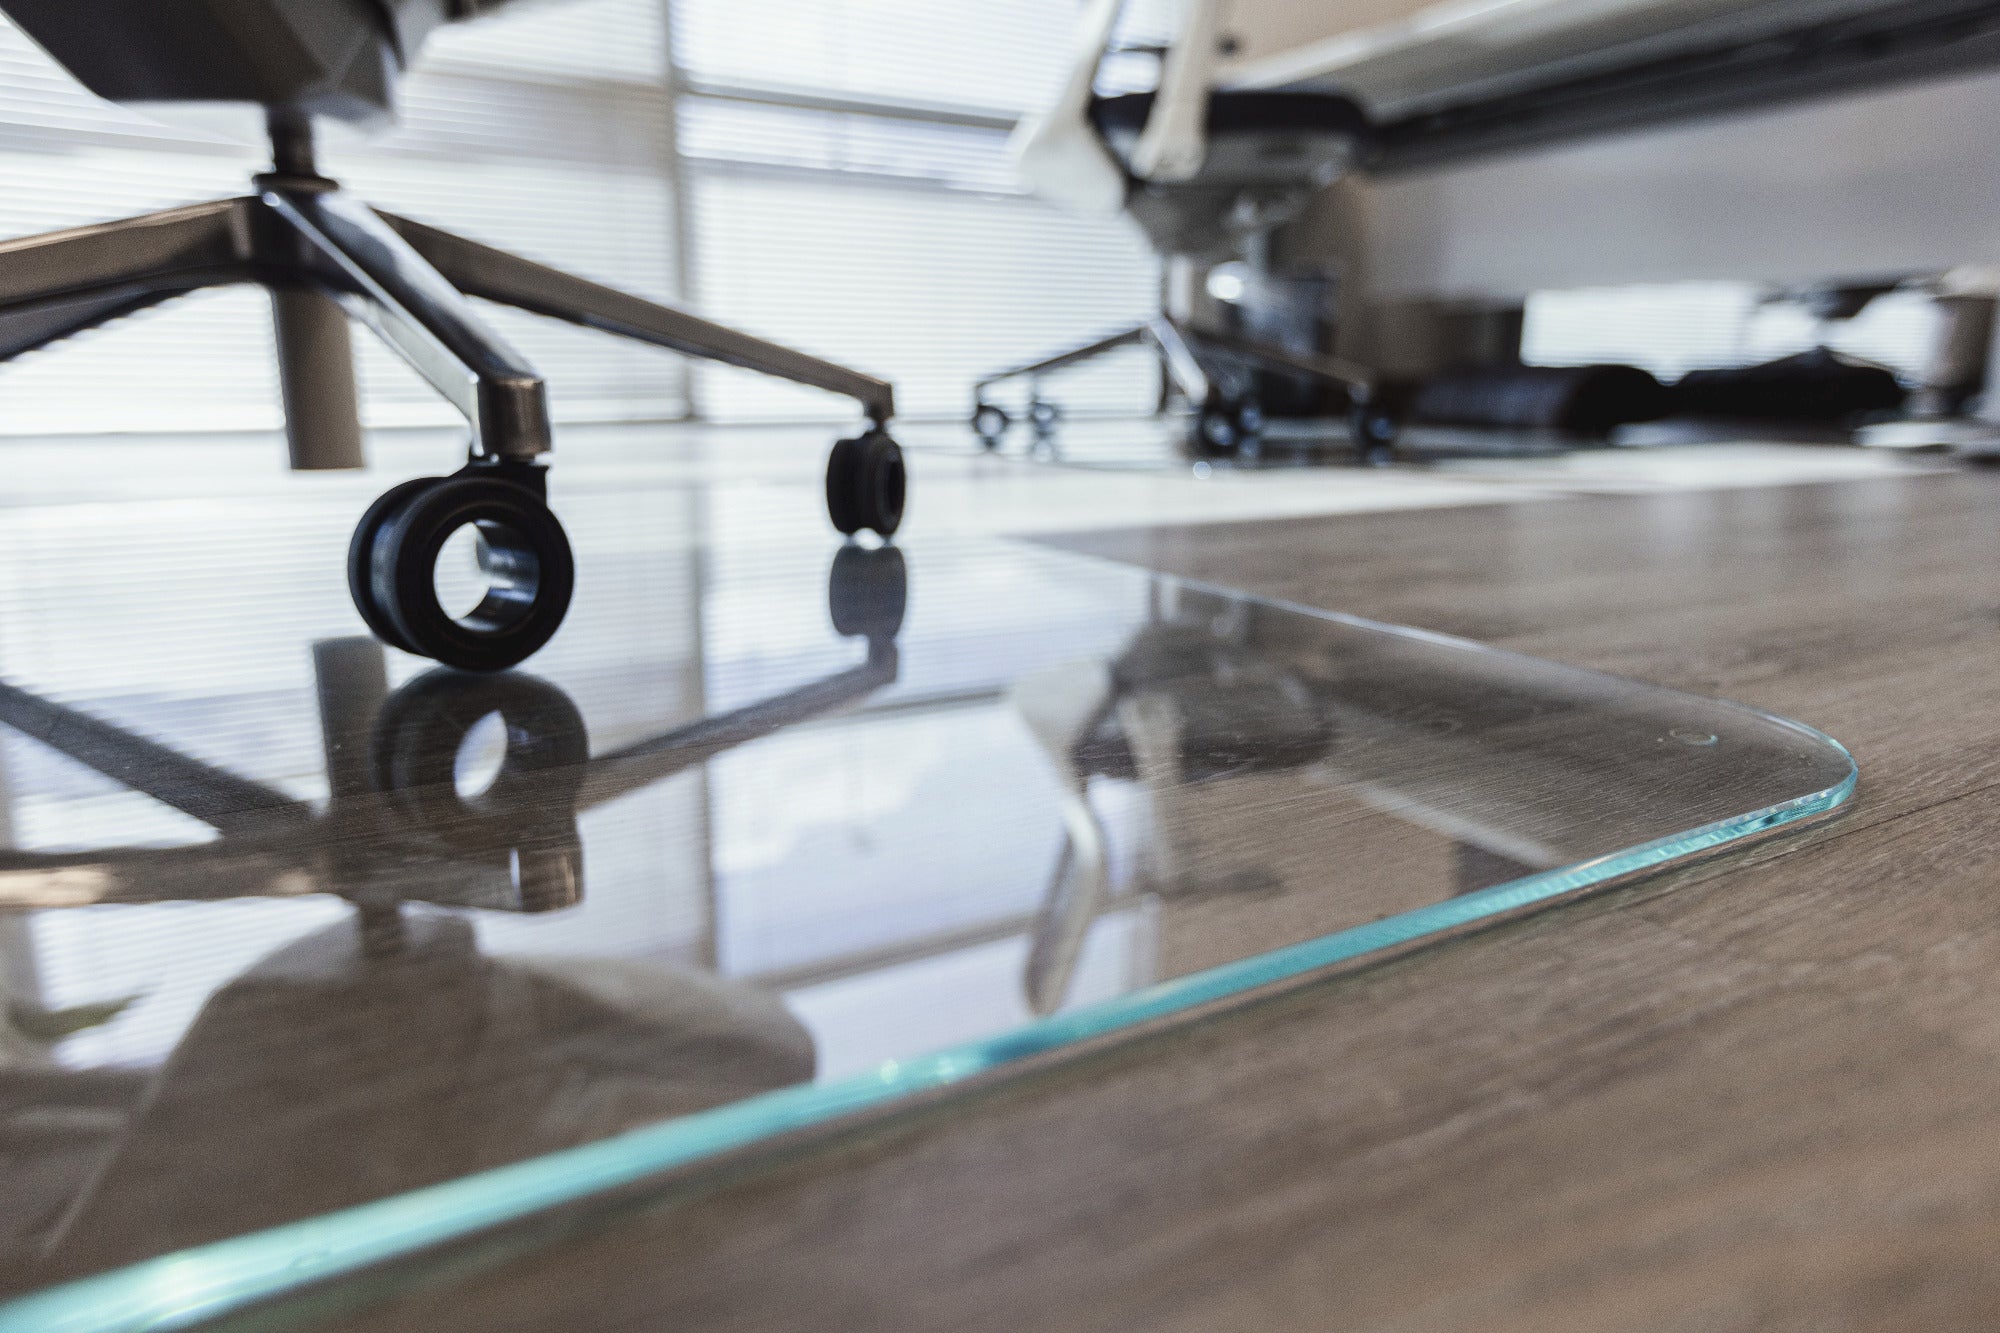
[1089, 90, 1370, 141]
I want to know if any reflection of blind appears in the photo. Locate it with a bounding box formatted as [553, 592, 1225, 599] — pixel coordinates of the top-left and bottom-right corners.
[672, 0, 1163, 422]
[1524, 282, 1939, 382]
[0, 0, 684, 434]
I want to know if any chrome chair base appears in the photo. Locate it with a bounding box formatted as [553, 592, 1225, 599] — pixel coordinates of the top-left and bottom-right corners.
[0, 153, 906, 670]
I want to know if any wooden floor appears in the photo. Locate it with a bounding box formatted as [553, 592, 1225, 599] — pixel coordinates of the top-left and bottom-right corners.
[291, 466, 2000, 1333]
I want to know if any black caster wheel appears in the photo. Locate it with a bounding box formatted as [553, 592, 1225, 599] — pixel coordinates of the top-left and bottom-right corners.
[1349, 400, 1400, 465]
[346, 475, 444, 655]
[826, 432, 905, 537]
[1234, 400, 1267, 463]
[1191, 398, 1243, 458]
[828, 544, 907, 641]
[971, 402, 1010, 448]
[1028, 399, 1062, 434]
[349, 470, 575, 673]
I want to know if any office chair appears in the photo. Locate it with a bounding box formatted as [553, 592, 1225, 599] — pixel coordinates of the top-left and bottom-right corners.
[0, 0, 907, 672]
[973, 0, 1378, 458]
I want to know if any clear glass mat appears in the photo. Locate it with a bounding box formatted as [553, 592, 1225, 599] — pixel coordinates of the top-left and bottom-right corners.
[0, 527, 1852, 1333]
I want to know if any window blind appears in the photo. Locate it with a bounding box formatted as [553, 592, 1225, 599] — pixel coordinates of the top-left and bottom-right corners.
[0, 0, 685, 434]
[671, 0, 1076, 116]
[0, 0, 1171, 432]
[671, 0, 1164, 423]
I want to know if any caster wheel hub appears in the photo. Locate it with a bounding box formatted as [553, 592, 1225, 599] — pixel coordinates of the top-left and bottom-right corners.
[348, 470, 575, 672]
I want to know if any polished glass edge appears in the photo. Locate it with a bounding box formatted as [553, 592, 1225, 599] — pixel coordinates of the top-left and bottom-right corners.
[0, 614, 1859, 1333]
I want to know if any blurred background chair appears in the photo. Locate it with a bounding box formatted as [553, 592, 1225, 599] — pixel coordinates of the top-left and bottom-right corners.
[0, 0, 907, 672]
[971, 0, 1380, 460]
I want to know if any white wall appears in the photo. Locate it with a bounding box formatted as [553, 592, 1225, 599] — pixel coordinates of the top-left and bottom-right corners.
[1349, 66, 2000, 301]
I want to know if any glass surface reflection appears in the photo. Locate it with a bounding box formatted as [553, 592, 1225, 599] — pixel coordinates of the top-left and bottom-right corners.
[0, 544, 903, 1293]
[0, 535, 1851, 1323]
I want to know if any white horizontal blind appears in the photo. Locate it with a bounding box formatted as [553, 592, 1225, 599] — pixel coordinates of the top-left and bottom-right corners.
[1524, 281, 1939, 382]
[0, 27, 277, 436]
[672, 0, 1163, 422]
[672, 0, 1076, 115]
[0, 0, 685, 434]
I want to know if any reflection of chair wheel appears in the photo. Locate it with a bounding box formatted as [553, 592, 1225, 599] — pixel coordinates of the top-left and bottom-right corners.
[828, 544, 908, 641]
[369, 666, 588, 909]
[826, 432, 906, 538]
[348, 469, 576, 673]
[971, 402, 1010, 448]
[369, 667, 588, 824]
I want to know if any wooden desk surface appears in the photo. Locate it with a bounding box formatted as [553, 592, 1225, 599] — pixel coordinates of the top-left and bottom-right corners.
[300, 469, 2000, 1333]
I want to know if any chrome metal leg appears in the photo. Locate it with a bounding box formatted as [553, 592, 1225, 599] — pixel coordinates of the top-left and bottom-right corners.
[379, 212, 898, 425]
[0, 199, 258, 361]
[0, 198, 258, 306]
[261, 186, 552, 462]
[1143, 316, 1213, 405]
[972, 324, 1150, 399]
[0, 196, 378, 470]
[0, 289, 186, 362]
[1177, 320, 1374, 396]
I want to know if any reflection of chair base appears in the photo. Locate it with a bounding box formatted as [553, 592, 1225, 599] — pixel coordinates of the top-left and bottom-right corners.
[970, 315, 1390, 461]
[0, 117, 907, 671]
[0, 545, 906, 912]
